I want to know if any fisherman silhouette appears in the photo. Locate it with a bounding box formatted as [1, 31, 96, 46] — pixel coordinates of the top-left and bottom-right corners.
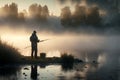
[30, 31, 39, 58]
[31, 65, 38, 80]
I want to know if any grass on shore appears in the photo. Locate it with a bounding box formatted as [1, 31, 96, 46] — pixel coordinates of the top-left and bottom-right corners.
[0, 39, 22, 64]
[0, 39, 83, 64]
[61, 53, 74, 63]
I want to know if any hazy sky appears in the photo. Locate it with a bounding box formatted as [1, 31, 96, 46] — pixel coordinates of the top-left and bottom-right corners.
[0, 0, 62, 16]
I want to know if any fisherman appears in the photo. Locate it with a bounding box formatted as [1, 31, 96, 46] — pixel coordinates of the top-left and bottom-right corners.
[30, 30, 40, 58]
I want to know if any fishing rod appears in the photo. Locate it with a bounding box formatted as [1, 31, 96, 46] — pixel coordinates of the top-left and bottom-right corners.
[24, 39, 50, 49]
[39, 39, 50, 42]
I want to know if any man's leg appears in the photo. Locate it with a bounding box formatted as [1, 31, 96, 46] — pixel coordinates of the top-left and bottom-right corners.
[35, 48, 37, 58]
[31, 49, 34, 58]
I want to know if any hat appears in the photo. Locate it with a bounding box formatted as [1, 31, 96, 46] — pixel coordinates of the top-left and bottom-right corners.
[33, 30, 37, 33]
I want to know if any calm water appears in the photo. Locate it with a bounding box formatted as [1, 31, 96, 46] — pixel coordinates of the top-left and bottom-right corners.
[0, 62, 119, 80]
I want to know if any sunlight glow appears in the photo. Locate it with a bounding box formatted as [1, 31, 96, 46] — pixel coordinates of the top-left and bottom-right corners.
[0, 28, 106, 57]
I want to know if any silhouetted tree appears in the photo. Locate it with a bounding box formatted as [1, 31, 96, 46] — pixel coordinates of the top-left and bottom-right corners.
[60, 5, 102, 28]
[41, 5, 49, 20]
[86, 6, 101, 26]
[29, 4, 49, 20]
[72, 5, 86, 25]
[60, 6, 71, 26]
[9, 3, 18, 18]
[0, 3, 26, 23]
[1, 4, 9, 17]
[0, 3, 18, 19]
[37, 5, 42, 17]
[29, 4, 42, 18]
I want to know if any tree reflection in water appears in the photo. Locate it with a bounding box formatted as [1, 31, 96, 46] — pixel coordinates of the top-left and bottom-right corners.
[61, 63, 74, 71]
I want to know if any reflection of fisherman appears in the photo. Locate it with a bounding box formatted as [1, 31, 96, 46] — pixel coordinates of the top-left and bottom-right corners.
[30, 31, 39, 58]
[31, 65, 37, 80]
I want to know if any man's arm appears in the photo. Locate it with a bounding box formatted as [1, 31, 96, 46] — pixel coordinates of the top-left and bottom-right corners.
[36, 36, 40, 42]
[37, 40, 40, 42]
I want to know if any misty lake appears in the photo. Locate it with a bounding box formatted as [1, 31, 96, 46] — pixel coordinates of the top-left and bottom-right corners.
[0, 61, 119, 80]
[0, 33, 120, 80]
[0, 26, 120, 80]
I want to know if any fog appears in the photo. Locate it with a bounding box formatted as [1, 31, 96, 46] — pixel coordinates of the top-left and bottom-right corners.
[0, 26, 119, 64]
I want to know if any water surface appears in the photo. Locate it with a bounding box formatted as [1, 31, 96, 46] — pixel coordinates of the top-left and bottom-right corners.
[0, 61, 119, 80]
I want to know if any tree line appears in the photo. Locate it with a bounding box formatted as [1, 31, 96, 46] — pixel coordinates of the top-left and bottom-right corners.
[60, 5, 101, 28]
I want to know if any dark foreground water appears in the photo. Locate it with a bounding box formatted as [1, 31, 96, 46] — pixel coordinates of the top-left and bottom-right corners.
[0, 62, 119, 80]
